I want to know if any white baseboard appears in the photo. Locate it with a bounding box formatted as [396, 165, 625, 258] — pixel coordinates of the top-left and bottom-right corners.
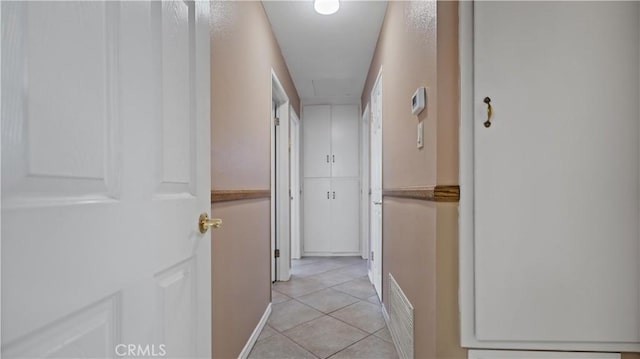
[238, 303, 272, 359]
[301, 251, 363, 257]
[468, 350, 620, 359]
[381, 301, 390, 322]
[381, 303, 404, 359]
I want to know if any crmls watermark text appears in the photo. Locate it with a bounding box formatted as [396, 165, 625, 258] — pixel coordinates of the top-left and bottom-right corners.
[115, 344, 166, 357]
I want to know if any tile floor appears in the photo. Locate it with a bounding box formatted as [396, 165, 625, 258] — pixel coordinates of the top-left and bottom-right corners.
[249, 257, 398, 359]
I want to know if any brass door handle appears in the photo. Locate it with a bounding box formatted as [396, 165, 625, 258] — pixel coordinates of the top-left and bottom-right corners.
[483, 97, 493, 128]
[199, 213, 222, 233]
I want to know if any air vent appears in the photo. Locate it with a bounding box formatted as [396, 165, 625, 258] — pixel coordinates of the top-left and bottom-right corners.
[388, 274, 414, 359]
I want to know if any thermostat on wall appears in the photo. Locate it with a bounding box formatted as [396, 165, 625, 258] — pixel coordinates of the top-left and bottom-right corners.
[411, 87, 426, 115]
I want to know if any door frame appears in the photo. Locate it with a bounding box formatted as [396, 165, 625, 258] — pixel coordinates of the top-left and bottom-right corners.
[290, 107, 302, 260]
[271, 69, 291, 282]
[458, 2, 640, 352]
[369, 67, 383, 299]
[360, 104, 370, 260]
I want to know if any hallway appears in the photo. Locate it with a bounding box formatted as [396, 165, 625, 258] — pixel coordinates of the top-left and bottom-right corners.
[249, 257, 398, 359]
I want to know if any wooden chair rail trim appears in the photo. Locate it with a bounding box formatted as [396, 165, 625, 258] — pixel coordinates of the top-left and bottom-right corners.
[382, 185, 460, 202]
[211, 189, 271, 203]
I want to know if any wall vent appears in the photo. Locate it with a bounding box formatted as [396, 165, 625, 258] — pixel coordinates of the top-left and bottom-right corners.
[388, 274, 414, 359]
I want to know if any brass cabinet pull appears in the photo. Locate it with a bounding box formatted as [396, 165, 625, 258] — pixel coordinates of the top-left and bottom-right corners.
[484, 97, 493, 128]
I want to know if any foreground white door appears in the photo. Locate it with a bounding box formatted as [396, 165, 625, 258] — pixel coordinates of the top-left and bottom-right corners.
[369, 72, 383, 299]
[463, 1, 640, 351]
[1, 1, 212, 358]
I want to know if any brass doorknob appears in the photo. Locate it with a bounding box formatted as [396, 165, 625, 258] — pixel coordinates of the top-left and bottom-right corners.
[199, 213, 222, 233]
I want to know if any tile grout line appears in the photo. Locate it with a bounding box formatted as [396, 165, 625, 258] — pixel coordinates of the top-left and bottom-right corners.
[326, 306, 387, 336]
[279, 311, 375, 359]
[280, 332, 322, 359]
[325, 332, 379, 359]
[262, 258, 393, 358]
[273, 273, 368, 301]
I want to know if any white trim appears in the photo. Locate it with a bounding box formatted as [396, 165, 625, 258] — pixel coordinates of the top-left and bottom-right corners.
[370, 66, 384, 301]
[458, 0, 476, 349]
[271, 69, 291, 282]
[270, 78, 276, 283]
[301, 251, 361, 257]
[360, 103, 371, 260]
[381, 302, 404, 359]
[290, 107, 301, 260]
[238, 303, 272, 359]
[458, 2, 640, 352]
[468, 351, 620, 359]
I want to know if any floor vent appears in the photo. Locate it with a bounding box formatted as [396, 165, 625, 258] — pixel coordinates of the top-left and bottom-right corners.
[388, 274, 414, 359]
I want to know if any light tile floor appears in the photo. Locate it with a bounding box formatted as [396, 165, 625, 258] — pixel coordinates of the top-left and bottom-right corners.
[249, 257, 398, 359]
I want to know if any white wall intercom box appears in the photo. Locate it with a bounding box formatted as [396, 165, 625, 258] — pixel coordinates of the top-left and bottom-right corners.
[411, 87, 426, 115]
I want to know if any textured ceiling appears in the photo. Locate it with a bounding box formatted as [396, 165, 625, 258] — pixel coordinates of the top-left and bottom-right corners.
[263, 1, 387, 105]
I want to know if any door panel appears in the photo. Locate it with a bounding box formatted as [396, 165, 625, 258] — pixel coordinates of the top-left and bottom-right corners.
[330, 178, 360, 253]
[331, 105, 360, 178]
[474, 1, 640, 344]
[302, 105, 331, 178]
[2, 1, 118, 205]
[155, 260, 196, 357]
[156, 0, 195, 195]
[1, 1, 211, 357]
[303, 178, 332, 253]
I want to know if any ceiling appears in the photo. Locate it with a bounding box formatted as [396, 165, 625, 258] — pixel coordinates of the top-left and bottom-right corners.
[262, 1, 388, 105]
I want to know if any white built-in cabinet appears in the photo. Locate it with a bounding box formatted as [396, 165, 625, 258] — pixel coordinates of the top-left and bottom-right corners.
[302, 105, 360, 255]
[460, 1, 640, 353]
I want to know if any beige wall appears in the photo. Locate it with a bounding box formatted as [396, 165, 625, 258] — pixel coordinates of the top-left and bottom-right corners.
[210, 2, 299, 358]
[361, 1, 464, 358]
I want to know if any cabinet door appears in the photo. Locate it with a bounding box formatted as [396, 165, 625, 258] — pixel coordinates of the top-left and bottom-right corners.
[331, 105, 359, 177]
[303, 178, 332, 253]
[469, 1, 640, 349]
[330, 178, 360, 253]
[302, 105, 331, 177]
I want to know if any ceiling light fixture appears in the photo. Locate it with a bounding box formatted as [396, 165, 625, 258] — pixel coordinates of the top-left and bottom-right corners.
[314, 0, 340, 15]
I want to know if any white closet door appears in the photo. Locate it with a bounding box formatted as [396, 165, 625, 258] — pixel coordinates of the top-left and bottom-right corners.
[303, 178, 332, 253]
[303, 105, 331, 178]
[473, 1, 640, 348]
[331, 105, 360, 177]
[330, 178, 360, 253]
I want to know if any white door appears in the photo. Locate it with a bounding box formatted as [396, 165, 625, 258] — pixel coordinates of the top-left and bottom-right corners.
[473, 1, 640, 349]
[331, 105, 360, 178]
[290, 110, 302, 260]
[369, 72, 383, 299]
[302, 105, 332, 178]
[275, 101, 291, 281]
[303, 178, 332, 253]
[360, 105, 371, 259]
[1, 2, 212, 358]
[331, 178, 360, 253]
